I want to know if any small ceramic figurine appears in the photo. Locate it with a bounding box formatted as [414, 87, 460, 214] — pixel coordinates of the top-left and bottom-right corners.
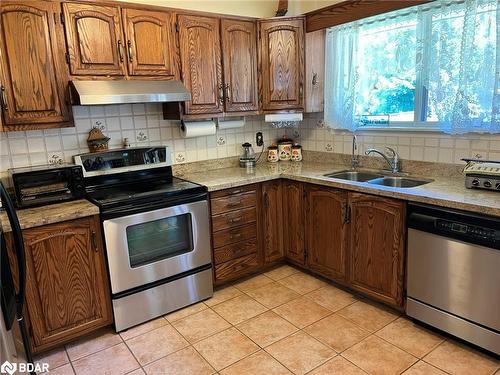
[87, 127, 110, 153]
[267, 145, 279, 163]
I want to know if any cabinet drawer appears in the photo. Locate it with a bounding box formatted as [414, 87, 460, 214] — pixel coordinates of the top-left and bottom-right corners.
[210, 184, 257, 199]
[214, 238, 257, 265]
[215, 253, 260, 284]
[211, 192, 256, 215]
[212, 206, 257, 232]
[213, 224, 256, 248]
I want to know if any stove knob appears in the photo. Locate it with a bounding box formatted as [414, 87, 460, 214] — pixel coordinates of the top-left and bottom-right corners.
[472, 179, 480, 186]
[483, 180, 492, 188]
[495, 182, 500, 190]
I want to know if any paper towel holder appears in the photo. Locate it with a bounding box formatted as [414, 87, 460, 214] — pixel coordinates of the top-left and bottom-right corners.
[217, 117, 245, 130]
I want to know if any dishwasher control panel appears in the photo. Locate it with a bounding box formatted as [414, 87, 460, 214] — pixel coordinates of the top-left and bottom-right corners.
[436, 220, 499, 243]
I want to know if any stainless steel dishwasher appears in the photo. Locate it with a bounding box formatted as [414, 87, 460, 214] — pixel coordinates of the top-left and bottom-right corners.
[407, 204, 500, 355]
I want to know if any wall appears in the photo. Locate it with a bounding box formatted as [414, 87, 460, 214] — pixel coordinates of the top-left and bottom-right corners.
[117, 0, 278, 18]
[288, 0, 344, 16]
[1, 107, 498, 175]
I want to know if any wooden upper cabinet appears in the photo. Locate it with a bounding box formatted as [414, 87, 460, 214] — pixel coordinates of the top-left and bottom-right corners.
[177, 15, 223, 115]
[122, 8, 177, 77]
[348, 193, 406, 309]
[305, 185, 348, 282]
[283, 181, 305, 265]
[259, 17, 305, 112]
[305, 29, 325, 113]
[63, 2, 126, 76]
[221, 19, 258, 112]
[12, 216, 112, 353]
[261, 180, 284, 264]
[0, 1, 70, 128]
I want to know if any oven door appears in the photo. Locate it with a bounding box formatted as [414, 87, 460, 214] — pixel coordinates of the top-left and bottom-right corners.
[102, 199, 211, 294]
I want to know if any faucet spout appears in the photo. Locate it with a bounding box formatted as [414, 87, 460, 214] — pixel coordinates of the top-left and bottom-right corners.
[365, 147, 401, 173]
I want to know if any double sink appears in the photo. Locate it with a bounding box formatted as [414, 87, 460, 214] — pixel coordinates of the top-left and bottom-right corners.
[324, 170, 433, 188]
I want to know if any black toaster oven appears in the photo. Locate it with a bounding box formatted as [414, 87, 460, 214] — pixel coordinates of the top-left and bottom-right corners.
[8, 164, 85, 208]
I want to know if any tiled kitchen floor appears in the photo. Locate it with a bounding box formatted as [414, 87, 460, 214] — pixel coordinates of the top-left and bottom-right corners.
[36, 266, 500, 375]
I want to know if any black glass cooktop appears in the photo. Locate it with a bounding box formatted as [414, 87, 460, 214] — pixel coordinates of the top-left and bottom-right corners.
[86, 177, 205, 206]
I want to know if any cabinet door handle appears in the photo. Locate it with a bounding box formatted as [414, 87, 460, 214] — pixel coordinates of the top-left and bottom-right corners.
[117, 40, 124, 62]
[312, 72, 318, 86]
[343, 204, 351, 224]
[127, 40, 133, 62]
[218, 84, 224, 106]
[91, 230, 98, 252]
[225, 83, 231, 103]
[264, 192, 269, 208]
[299, 83, 304, 99]
[0, 86, 7, 111]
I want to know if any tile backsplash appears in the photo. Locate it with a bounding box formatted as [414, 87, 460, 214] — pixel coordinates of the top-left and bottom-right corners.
[0, 104, 498, 174]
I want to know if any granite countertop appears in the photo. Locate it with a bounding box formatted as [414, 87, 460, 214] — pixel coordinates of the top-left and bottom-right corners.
[181, 161, 500, 218]
[0, 200, 99, 232]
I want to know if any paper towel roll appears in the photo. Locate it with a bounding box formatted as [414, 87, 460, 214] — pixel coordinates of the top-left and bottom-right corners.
[217, 118, 245, 130]
[180, 120, 217, 138]
[264, 113, 303, 122]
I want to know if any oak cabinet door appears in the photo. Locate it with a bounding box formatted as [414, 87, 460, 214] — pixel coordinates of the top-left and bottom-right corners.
[20, 216, 112, 352]
[305, 185, 348, 282]
[0, 1, 70, 127]
[221, 19, 258, 112]
[122, 8, 177, 77]
[177, 15, 223, 115]
[261, 181, 284, 264]
[259, 18, 305, 112]
[63, 3, 126, 76]
[283, 181, 305, 265]
[348, 193, 406, 308]
[305, 29, 325, 113]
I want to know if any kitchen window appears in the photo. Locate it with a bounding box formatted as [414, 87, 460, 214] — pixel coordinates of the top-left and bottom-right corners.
[324, 0, 499, 134]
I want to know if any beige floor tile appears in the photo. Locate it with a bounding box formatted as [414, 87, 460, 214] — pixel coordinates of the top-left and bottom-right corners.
[424, 340, 499, 375]
[171, 308, 231, 343]
[220, 350, 292, 375]
[342, 336, 417, 375]
[165, 301, 208, 323]
[205, 286, 242, 307]
[264, 265, 300, 281]
[35, 347, 69, 369]
[72, 343, 139, 375]
[305, 314, 371, 352]
[376, 317, 444, 358]
[126, 369, 146, 375]
[193, 327, 259, 371]
[66, 327, 122, 361]
[143, 346, 215, 375]
[46, 364, 75, 375]
[119, 317, 169, 341]
[337, 300, 399, 332]
[234, 274, 274, 292]
[402, 361, 447, 375]
[277, 272, 328, 295]
[236, 311, 298, 347]
[125, 325, 189, 365]
[265, 331, 335, 375]
[308, 356, 367, 375]
[245, 282, 300, 308]
[305, 285, 357, 312]
[212, 294, 267, 325]
[273, 296, 332, 328]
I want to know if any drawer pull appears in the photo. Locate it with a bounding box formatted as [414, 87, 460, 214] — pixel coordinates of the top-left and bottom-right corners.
[229, 189, 243, 195]
[230, 233, 242, 240]
[229, 217, 242, 224]
[227, 200, 242, 207]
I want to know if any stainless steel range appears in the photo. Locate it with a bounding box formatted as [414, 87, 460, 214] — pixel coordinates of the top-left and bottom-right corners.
[74, 147, 213, 331]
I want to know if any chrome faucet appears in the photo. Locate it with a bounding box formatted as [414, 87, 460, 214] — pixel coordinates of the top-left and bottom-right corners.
[365, 147, 401, 173]
[351, 135, 360, 169]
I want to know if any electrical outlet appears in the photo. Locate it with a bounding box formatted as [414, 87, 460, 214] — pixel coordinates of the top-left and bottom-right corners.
[256, 132, 264, 147]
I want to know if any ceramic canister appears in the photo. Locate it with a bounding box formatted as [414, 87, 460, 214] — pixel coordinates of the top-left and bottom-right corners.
[267, 145, 279, 163]
[278, 139, 293, 161]
[291, 144, 302, 161]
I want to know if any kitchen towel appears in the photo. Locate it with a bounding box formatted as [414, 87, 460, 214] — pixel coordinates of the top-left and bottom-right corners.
[180, 120, 217, 138]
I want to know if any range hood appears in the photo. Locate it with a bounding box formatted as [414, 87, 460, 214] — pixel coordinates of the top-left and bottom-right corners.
[70, 80, 191, 105]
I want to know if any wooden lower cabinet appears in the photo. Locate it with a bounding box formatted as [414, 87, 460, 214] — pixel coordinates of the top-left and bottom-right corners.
[261, 180, 284, 264]
[305, 185, 348, 283]
[283, 181, 305, 265]
[348, 193, 406, 308]
[7, 216, 112, 354]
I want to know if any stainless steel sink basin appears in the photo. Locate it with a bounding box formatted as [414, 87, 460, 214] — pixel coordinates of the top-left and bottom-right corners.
[367, 176, 433, 188]
[324, 170, 383, 182]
